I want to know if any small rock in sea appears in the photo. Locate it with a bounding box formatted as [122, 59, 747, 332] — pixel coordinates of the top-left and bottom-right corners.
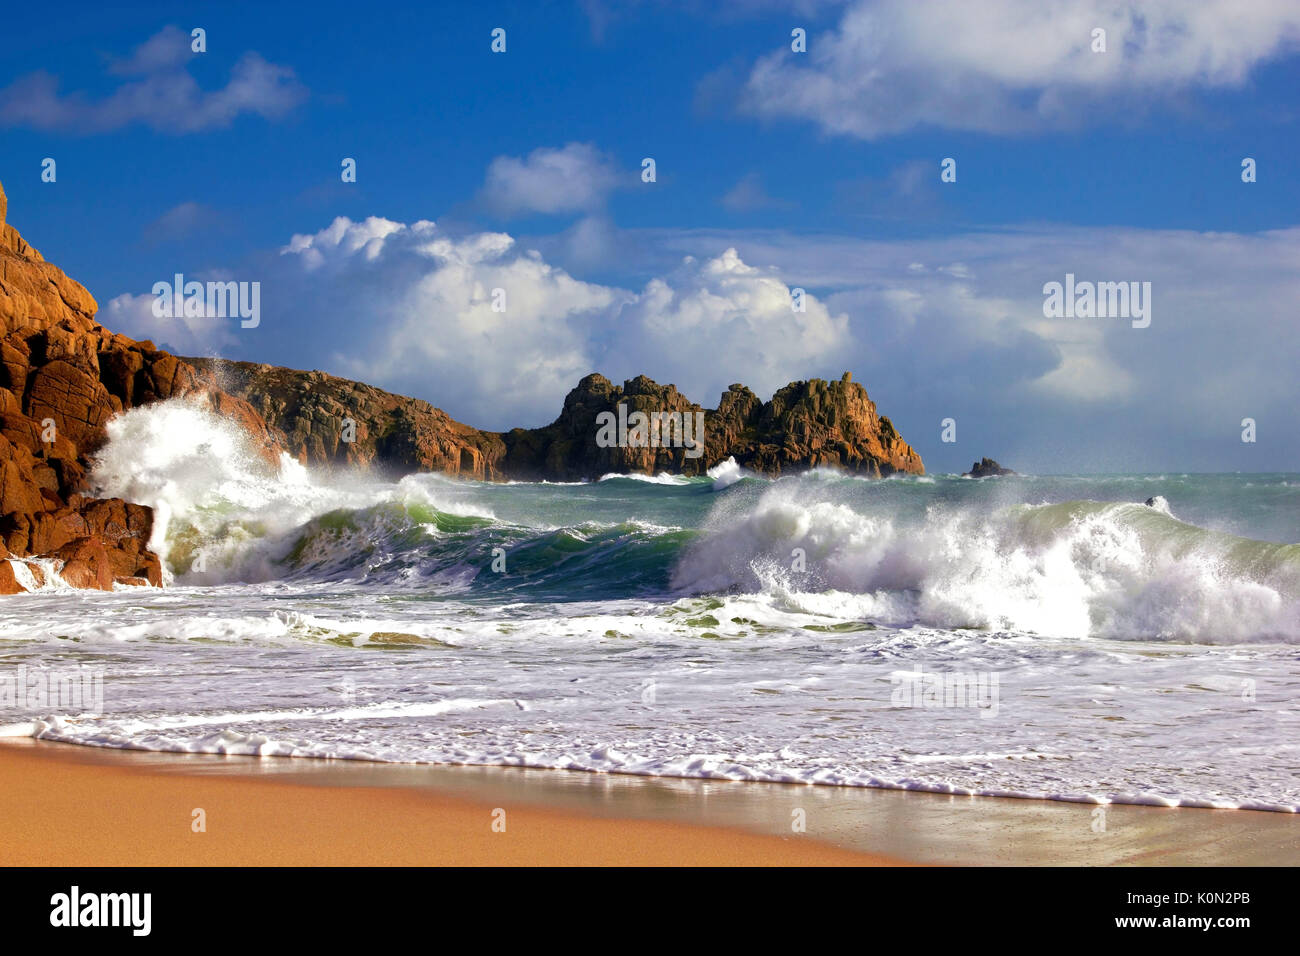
[964, 457, 1016, 478]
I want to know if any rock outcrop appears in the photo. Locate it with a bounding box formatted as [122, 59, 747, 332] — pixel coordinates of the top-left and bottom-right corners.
[498, 373, 705, 480]
[187, 359, 508, 480]
[708, 371, 923, 478]
[964, 457, 1015, 478]
[501, 371, 923, 480]
[201, 362, 923, 482]
[0, 178, 281, 593]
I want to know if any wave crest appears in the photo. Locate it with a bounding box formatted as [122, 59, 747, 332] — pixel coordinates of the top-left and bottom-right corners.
[671, 483, 1300, 643]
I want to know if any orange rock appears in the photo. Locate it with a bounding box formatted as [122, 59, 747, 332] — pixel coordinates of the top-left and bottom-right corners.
[0, 559, 23, 595]
[26, 359, 115, 449]
[0, 177, 290, 593]
[52, 537, 114, 591]
[134, 551, 164, 587]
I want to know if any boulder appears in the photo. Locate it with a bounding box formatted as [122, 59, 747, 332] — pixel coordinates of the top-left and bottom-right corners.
[52, 537, 114, 591]
[0, 560, 20, 595]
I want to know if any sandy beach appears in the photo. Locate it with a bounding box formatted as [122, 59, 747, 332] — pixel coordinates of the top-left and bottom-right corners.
[3, 738, 1296, 867]
[0, 739, 896, 866]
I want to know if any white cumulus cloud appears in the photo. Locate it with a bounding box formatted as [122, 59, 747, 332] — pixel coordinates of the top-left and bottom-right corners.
[254, 219, 849, 427]
[742, 0, 1300, 138]
[607, 247, 848, 402]
[481, 142, 622, 217]
[279, 217, 622, 426]
[104, 292, 239, 357]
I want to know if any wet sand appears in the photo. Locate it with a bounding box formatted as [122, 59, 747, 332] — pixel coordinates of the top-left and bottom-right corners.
[0, 739, 893, 866]
[2, 738, 1295, 866]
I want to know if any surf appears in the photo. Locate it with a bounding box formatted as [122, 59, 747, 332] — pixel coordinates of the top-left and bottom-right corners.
[80, 399, 1300, 644]
[671, 480, 1300, 643]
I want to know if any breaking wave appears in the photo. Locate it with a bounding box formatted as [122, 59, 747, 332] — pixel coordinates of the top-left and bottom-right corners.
[84, 399, 1300, 642]
[672, 485, 1300, 643]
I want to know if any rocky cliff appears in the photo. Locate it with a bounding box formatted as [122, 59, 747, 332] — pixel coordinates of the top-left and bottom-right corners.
[198, 363, 924, 482]
[186, 359, 508, 480]
[0, 179, 280, 593]
[500, 371, 923, 480]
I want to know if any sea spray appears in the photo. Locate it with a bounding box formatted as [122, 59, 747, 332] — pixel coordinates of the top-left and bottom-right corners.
[80, 400, 1300, 641]
[86, 400, 491, 583]
[672, 480, 1300, 643]
[87, 398, 285, 564]
[705, 456, 745, 489]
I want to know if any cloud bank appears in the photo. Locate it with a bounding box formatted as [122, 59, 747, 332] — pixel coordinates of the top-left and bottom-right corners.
[742, 0, 1300, 138]
[263, 216, 846, 427]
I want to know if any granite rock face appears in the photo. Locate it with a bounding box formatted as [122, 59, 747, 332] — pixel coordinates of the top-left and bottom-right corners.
[499, 374, 707, 481]
[501, 371, 923, 480]
[186, 358, 508, 480]
[709, 372, 923, 478]
[205, 363, 924, 482]
[0, 179, 280, 593]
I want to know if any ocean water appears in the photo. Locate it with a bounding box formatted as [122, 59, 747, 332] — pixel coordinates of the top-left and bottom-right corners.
[3, 400, 1299, 811]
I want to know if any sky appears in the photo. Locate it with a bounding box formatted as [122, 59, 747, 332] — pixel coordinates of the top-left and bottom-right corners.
[1, 0, 1298, 473]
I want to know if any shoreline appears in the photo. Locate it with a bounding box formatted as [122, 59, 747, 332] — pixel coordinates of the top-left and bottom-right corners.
[0, 739, 895, 866]
[3, 738, 1296, 866]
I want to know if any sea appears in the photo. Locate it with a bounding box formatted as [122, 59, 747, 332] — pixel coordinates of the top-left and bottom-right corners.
[2, 399, 1298, 811]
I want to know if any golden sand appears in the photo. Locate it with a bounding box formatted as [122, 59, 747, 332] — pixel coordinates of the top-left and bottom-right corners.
[0, 741, 899, 866]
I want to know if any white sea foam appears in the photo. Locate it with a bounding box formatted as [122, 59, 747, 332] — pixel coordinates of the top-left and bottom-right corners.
[21, 709, 1299, 812]
[672, 481, 1300, 643]
[706, 456, 744, 489]
[597, 471, 693, 485]
[87, 399, 493, 584]
[1145, 494, 1174, 516]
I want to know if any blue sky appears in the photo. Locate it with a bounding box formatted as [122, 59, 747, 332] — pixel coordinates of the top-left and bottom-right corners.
[2, 0, 1299, 472]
